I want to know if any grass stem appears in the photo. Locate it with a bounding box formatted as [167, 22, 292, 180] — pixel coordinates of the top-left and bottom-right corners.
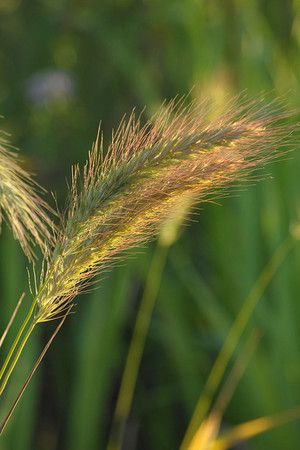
[181, 235, 295, 449]
[107, 243, 169, 450]
[0, 297, 37, 389]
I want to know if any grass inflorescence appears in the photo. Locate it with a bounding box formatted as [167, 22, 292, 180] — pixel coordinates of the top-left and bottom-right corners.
[0, 133, 54, 260]
[0, 94, 298, 437]
[35, 96, 295, 322]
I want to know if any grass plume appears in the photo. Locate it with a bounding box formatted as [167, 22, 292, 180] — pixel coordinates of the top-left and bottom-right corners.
[0, 133, 54, 260]
[34, 95, 295, 323]
[0, 95, 297, 404]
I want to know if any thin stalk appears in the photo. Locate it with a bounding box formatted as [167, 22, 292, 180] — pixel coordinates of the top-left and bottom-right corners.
[0, 320, 36, 396]
[187, 330, 261, 450]
[210, 330, 261, 420]
[0, 263, 58, 389]
[0, 293, 25, 350]
[0, 297, 37, 386]
[181, 235, 295, 449]
[0, 307, 71, 435]
[107, 243, 169, 450]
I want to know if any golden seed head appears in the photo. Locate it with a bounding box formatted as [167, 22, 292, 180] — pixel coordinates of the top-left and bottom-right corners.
[33, 95, 298, 322]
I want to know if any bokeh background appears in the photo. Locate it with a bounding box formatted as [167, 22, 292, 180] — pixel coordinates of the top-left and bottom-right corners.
[1, 1, 300, 449]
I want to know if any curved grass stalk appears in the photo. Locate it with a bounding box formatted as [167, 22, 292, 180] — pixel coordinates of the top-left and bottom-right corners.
[181, 235, 295, 449]
[187, 330, 261, 450]
[186, 330, 300, 450]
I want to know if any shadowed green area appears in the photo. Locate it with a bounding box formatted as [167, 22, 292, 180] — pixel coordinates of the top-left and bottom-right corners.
[0, 1, 300, 449]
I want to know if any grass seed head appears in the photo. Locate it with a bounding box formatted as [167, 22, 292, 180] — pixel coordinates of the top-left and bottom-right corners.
[34, 95, 297, 322]
[0, 134, 55, 261]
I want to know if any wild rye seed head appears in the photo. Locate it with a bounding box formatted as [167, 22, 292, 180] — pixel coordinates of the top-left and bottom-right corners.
[34, 96, 296, 322]
[0, 134, 54, 261]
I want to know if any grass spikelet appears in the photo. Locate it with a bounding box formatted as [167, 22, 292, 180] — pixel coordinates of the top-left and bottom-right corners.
[0, 133, 54, 260]
[34, 95, 295, 323]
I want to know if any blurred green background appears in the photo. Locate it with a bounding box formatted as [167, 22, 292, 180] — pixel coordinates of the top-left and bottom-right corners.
[1, 0, 300, 449]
